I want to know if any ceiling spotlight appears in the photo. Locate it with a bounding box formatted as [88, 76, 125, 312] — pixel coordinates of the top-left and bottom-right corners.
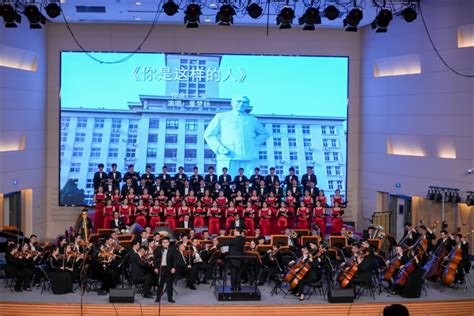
[343, 8, 363, 32]
[247, 3, 263, 19]
[24, 4, 45, 29]
[45, 2, 61, 18]
[402, 7, 417, 23]
[277, 6, 295, 29]
[323, 5, 339, 21]
[371, 8, 392, 33]
[216, 4, 235, 26]
[163, 0, 179, 16]
[1, 4, 21, 28]
[298, 7, 321, 31]
[184, 3, 201, 28]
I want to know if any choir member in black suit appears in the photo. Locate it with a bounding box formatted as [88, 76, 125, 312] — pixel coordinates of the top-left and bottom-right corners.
[177, 215, 194, 229]
[141, 165, 155, 189]
[158, 165, 172, 191]
[219, 167, 232, 191]
[264, 167, 280, 188]
[129, 241, 154, 298]
[284, 167, 299, 187]
[154, 237, 177, 303]
[257, 180, 270, 198]
[121, 178, 135, 196]
[190, 166, 203, 193]
[250, 167, 264, 189]
[301, 166, 317, 190]
[136, 178, 149, 195]
[175, 166, 187, 192]
[104, 178, 119, 195]
[286, 178, 302, 200]
[307, 181, 319, 199]
[107, 163, 122, 186]
[123, 164, 140, 189]
[93, 163, 107, 191]
[217, 229, 246, 291]
[204, 166, 218, 189]
[233, 168, 248, 192]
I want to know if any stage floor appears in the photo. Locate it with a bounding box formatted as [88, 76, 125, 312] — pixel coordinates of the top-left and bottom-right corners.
[0, 276, 473, 316]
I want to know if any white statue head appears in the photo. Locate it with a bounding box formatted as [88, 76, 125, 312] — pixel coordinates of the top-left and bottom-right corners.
[231, 96, 250, 113]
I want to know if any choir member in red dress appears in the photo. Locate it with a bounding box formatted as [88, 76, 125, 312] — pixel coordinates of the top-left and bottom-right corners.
[316, 190, 328, 207]
[156, 189, 168, 207]
[331, 201, 344, 234]
[134, 199, 148, 228]
[140, 188, 152, 208]
[192, 201, 206, 228]
[284, 190, 297, 229]
[233, 190, 246, 210]
[249, 190, 260, 209]
[93, 186, 106, 231]
[225, 201, 239, 233]
[302, 190, 314, 209]
[265, 191, 278, 209]
[276, 201, 289, 234]
[103, 199, 115, 229]
[331, 189, 345, 208]
[178, 200, 191, 222]
[215, 191, 228, 211]
[125, 187, 137, 204]
[149, 199, 162, 230]
[313, 200, 326, 236]
[201, 189, 213, 208]
[119, 199, 132, 225]
[164, 200, 177, 230]
[172, 190, 183, 208]
[207, 201, 222, 235]
[296, 201, 310, 230]
[111, 188, 122, 211]
[243, 201, 256, 236]
[184, 190, 198, 208]
[259, 201, 272, 237]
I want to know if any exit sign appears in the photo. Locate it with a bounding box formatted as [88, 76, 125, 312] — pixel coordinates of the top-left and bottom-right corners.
[395, 183, 401, 188]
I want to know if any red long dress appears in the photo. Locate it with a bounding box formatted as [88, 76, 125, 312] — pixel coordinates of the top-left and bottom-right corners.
[149, 205, 162, 230]
[276, 207, 289, 233]
[296, 207, 310, 230]
[313, 206, 326, 236]
[193, 207, 206, 227]
[331, 207, 344, 234]
[93, 193, 106, 231]
[164, 206, 177, 230]
[103, 205, 115, 229]
[285, 196, 297, 228]
[208, 207, 221, 235]
[135, 205, 147, 228]
[225, 207, 239, 232]
[119, 204, 132, 225]
[259, 208, 272, 236]
[243, 208, 255, 236]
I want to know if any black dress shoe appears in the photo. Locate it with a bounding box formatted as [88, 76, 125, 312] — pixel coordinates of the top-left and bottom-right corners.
[189, 285, 197, 290]
[168, 299, 176, 303]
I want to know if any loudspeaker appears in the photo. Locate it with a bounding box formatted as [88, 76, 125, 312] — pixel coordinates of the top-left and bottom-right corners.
[109, 288, 135, 303]
[327, 286, 354, 303]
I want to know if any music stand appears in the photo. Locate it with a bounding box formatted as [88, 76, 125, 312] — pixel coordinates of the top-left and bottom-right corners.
[256, 244, 272, 254]
[245, 236, 258, 244]
[97, 228, 114, 236]
[293, 229, 310, 236]
[271, 235, 289, 247]
[301, 236, 320, 247]
[368, 238, 382, 250]
[217, 236, 234, 244]
[329, 236, 348, 248]
[175, 228, 191, 237]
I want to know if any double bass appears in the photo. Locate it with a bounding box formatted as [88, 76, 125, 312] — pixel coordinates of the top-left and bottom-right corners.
[393, 249, 421, 287]
[440, 246, 462, 286]
[339, 250, 368, 289]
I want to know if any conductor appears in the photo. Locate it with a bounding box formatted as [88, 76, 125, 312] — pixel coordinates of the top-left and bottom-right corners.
[218, 228, 246, 291]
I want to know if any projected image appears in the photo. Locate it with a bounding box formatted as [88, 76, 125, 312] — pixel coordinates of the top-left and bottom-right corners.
[59, 52, 348, 206]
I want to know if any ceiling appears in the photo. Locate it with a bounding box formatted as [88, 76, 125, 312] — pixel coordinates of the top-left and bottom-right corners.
[50, 0, 384, 29]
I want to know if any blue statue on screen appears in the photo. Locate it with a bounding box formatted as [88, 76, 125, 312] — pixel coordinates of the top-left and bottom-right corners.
[204, 96, 269, 176]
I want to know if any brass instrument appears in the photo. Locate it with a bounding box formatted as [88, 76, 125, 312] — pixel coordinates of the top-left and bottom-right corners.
[290, 230, 298, 239]
[346, 230, 354, 238]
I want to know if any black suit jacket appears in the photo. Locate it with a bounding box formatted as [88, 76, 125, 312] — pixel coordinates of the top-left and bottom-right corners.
[302, 173, 317, 188]
[230, 220, 246, 230]
[218, 235, 246, 268]
[109, 218, 126, 231]
[264, 175, 280, 188]
[204, 174, 218, 187]
[218, 174, 232, 188]
[177, 221, 194, 229]
[93, 171, 107, 190]
[250, 174, 264, 188]
[108, 171, 122, 185]
[123, 171, 140, 186]
[104, 183, 119, 194]
[174, 250, 190, 271]
[233, 175, 248, 191]
[190, 174, 203, 192]
[284, 175, 299, 187]
[129, 250, 150, 279]
[153, 246, 177, 272]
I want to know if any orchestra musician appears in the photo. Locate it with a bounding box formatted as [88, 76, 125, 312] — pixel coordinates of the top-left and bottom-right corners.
[190, 239, 213, 284]
[129, 241, 154, 298]
[48, 246, 73, 294]
[258, 243, 283, 285]
[289, 245, 322, 301]
[5, 244, 33, 292]
[174, 243, 197, 290]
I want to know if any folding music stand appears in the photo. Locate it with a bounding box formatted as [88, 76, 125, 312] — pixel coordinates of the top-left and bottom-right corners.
[368, 238, 382, 250]
[175, 228, 191, 237]
[329, 236, 348, 248]
[293, 229, 310, 236]
[301, 236, 320, 247]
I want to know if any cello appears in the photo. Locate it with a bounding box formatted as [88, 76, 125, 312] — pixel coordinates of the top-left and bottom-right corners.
[393, 249, 421, 287]
[440, 246, 462, 286]
[339, 251, 368, 289]
[383, 255, 401, 281]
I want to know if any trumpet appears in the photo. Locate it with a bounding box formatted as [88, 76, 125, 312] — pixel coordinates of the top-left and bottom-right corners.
[346, 230, 354, 238]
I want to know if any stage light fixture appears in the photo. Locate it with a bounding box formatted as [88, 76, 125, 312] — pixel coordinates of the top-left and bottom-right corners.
[184, 3, 201, 28]
[298, 7, 321, 31]
[427, 188, 435, 200]
[343, 7, 363, 32]
[45, 2, 61, 18]
[163, 0, 179, 16]
[247, 3, 262, 19]
[402, 7, 417, 23]
[323, 5, 339, 21]
[435, 190, 443, 202]
[277, 6, 295, 29]
[371, 8, 392, 33]
[453, 191, 461, 203]
[1, 3, 21, 28]
[24, 4, 45, 29]
[216, 4, 235, 26]
[466, 192, 474, 207]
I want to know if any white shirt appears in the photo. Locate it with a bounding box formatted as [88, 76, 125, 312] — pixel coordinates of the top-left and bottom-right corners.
[161, 248, 168, 266]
